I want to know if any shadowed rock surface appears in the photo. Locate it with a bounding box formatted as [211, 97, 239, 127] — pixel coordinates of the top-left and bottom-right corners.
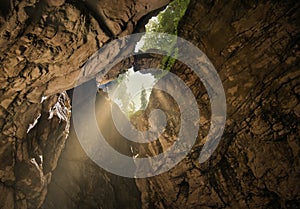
[42, 90, 141, 209]
[0, 0, 299, 209]
[0, 0, 170, 208]
[134, 1, 300, 208]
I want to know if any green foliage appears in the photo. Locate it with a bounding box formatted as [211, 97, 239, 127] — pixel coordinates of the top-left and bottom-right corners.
[140, 87, 148, 110]
[112, 0, 191, 118]
[145, 0, 190, 35]
[141, 0, 190, 71]
[127, 101, 136, 117]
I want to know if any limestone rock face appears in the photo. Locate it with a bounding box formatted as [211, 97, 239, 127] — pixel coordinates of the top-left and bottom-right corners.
[0, 92, 71, 209]
[0, 0, 169, 208]
[134, 0, 300, 208]
[0, 0, 299, 209]
[41, 91, 141, 209]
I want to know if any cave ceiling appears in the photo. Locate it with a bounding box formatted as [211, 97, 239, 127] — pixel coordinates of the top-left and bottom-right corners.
[0, 0, 299, 209]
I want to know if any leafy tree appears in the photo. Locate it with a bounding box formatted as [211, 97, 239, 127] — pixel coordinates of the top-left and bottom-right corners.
[140, 87, 148, 110]
[141, 0, 190, 71]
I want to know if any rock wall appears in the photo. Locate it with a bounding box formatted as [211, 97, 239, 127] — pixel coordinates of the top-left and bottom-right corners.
[42, 90, 141, 209]
[0, 0, 299, 208]
[134, 0, 300, 208]
[0, 92, 71, 209]
[0, 0, 170, 208]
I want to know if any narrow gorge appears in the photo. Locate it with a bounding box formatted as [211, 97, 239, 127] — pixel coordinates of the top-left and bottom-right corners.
[0, 0, 299, 209]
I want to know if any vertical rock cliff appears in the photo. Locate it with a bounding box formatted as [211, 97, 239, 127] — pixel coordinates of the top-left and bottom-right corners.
[0, 0, 299, 208]
[0, 0, 170, 208]
[134, 1, 300, 208]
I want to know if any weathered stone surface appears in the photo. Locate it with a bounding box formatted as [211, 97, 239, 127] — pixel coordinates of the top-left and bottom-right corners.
[0, 92, 71, 209]
[42, 90, 141, 209]
[0, 0, 299, 208]
[134, 0, 300, 208]
[0, 183, 14, 209]
[0, 0, 170, 208]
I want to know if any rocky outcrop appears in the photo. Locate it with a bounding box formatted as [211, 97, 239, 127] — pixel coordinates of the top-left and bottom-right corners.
[0, 92, 71, 209]
[42, 91, 141, 209]
[134, 0, 300, 208]
[0, 0, 170, 208]
[0, 0, 299, 209]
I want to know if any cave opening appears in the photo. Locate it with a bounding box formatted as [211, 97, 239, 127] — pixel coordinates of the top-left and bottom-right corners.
[1, 0, 299, 209]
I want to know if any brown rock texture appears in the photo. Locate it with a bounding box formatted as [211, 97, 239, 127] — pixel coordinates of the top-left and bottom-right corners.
[0, 92, 71, 209]
[0, 0, 170, 208]
[41, 91, 141, 209]
[0, 0, 299, 209]
[134, 0, 300, 208]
